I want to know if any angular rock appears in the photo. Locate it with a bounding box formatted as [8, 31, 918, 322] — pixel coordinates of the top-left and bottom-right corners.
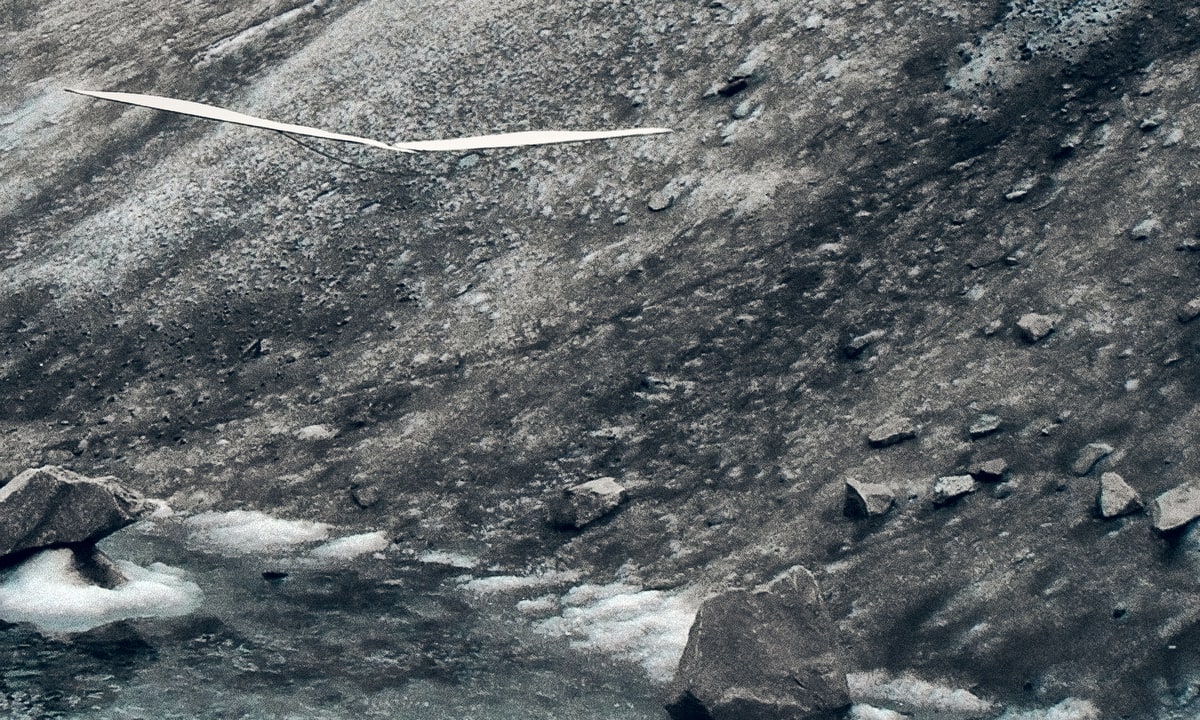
[666, 566, 850, 720]
[1177, 298, 1200, 323]
[843, 329, 886, 359]
[1096, 472, 1143, 519]
[1072, 442, 1114, 476]
[648, 190, 676, 212]
[867, 419, 917, 448]
[350, 484, 381, 509]
[1016, 313, 1056, 343]
[968, 414, 1003, 439]
[0, 466, 150, 561]
[932, 475, 976, 506]
[1130, 217, 1161, 241]
[550, 477, 627, 529]
[1150, 483, 1200, 534]
[969, 458, 1009, 483]
[843, 479, 894, 518]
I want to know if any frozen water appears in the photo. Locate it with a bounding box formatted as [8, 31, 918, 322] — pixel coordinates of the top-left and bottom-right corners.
[533, 581, 700, 683]
[184, 509, 331, 553]
[0, 549, 201, 634]
[309, 530, 390, 560]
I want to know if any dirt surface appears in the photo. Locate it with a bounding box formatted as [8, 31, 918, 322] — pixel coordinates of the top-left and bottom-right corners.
[4, 1, 1200, 717]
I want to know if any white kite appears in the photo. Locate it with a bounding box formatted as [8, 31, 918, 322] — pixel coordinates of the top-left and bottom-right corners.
[65, 88, 671, 153]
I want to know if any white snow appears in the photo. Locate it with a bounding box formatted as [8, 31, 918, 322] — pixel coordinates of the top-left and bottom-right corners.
[997, 698, 1100, 720]
[0, 549, 202, 634]
[460, 569, 581, 594]
[185, 510, 331, 553]
[849, 704, 908, 720]
[418, 550, 480, 568]
[847, 670, 995, 716]
[533, 581, 699, 683]
[309, 531, 390, 560]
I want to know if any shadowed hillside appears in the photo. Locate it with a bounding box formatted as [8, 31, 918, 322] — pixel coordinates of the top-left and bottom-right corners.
[4, 0, 1200, 716]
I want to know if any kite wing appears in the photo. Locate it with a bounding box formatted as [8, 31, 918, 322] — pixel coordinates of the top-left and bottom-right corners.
[65, 88, 671, 153]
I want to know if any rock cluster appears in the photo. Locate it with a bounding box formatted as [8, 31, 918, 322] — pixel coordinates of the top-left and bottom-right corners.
[666, 566, 849, 720]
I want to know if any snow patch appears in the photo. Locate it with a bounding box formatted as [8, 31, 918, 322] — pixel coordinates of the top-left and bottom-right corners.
[848, 670, 995, 716]
[460, 569, 581, 594]
[849, 704, 908, 720]
[309, 531, 390, 560]
[533, 582, 700, 683]
[418, 550, 480, 568]
[998, 698, 1100, 720]
[0, 549, 202, 634]
[185, 510, 331, 554]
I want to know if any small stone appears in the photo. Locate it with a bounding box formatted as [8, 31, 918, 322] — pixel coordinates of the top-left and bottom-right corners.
[1150, 483, 1200, 533]
[1176, 238, 1200, 251]
[732, 100, 755, 119]
[1017, 313, 1056, 343]
[968, 414, 1003, 439]
[350, 484, 381, 509]
[969, 458, 1009, 483]
[867, 419, 917, 448]
[1177, 298, 1200, 323]
[551, 477, 627, 529]
[647, 190, 675, 212]
[1097, 472, 1143, 518]
[843, 329, 886, 359]
[843, 479, 895, 518]
[666, 566, 850, 720]
[932, 475, 976, 506]
[1140, 117, 1161, 131]
[1072, 442, 1114, 476]
[1130, 218, 1162, 241]
[240, 337, 271, 359]
[1004, 177, 1037, 201]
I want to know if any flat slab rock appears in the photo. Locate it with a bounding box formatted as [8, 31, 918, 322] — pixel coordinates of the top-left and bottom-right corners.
[867, 419, 917, 448]
[1150, 482, 1200, 534]
[666, 566, 850, 720]
[932, 475, 976, 506]
[0, 466, 150, 561]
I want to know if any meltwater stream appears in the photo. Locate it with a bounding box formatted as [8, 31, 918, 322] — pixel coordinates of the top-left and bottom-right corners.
[0, 517, 667, 719]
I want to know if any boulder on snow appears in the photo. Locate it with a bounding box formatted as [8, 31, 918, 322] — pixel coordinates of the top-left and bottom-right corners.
[550, 477, 628, 529]
[666, 566, 850, 720]
[0, 466, 150, 562]
[844, 479, 895, 518]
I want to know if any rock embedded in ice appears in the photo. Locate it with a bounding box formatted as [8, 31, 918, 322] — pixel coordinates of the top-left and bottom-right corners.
[550, 477, 628, 529]
[666, 565, 850, 720]
[1096, 472, 1143, 519]
[1072, 442, 1114, 476]
[843, 479, 894, 518]
[0, 466, 151, 561]
[1150, 482, 1200, 534]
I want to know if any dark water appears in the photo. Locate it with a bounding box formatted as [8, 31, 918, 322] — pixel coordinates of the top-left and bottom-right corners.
[0, 525, 664, 719]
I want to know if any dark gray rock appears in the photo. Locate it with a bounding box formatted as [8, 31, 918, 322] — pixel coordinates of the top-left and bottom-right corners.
[867, 419, 917, 448]
[968, 414, 1003, 439]
[1016, 313, 1056, 343]
[350, 484, 381, 509]
[1096, 472, 1143, 519]
[550, 477, 627, 529]
[72, 545, 128, 589]
[0, 466, 150, 561]
[1072, 442, 1114, 476]
[843, 479, 894, 518]
[969, 458, 1009, 482]
[932, 475, 976, 506]
[1177, 298, 1200, 323]
[1150, 483, 1200, 534]
[666, 566, 850, 720]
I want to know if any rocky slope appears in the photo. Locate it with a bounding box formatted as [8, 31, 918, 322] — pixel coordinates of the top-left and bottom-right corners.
[4, 0, 1200, 716]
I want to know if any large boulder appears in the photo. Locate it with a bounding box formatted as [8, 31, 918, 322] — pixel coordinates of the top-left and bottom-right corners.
[666, 566, 850, 720]
[0, 466, 151, 560]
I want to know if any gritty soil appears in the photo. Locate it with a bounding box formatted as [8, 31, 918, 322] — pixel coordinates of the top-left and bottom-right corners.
[4, 0, 1200, 717]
